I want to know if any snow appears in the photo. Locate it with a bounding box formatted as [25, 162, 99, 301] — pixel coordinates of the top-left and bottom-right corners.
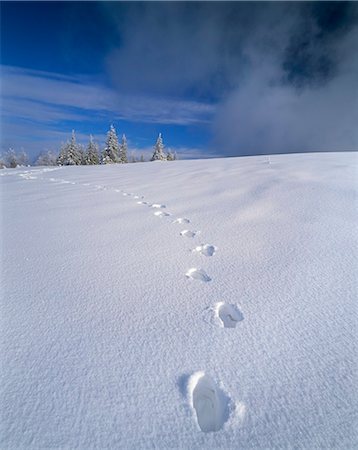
[1, 152, 357, 448]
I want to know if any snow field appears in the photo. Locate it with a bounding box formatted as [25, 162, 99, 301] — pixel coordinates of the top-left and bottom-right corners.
[1, 152, 357, 448]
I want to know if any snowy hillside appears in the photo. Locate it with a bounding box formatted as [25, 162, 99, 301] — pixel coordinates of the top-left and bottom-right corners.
[1, 152, 357, 448]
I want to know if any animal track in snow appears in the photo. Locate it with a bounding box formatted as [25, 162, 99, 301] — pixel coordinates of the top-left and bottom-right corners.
[173, 218, 190, 224]
[19, 173, 37, 180]
[215, 302, 244, 328]
[180, 230, 200, 238]
[154, 211, 170, 218]
[185, 268, 211, 282]
[193, 244, 217, 257]
[189, 372, 231, 432]
[137, 201, 148, 205]
[151, 204, 166, 209]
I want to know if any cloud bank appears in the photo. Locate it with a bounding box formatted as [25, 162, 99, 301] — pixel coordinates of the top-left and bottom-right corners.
[104, 2, 358, 155]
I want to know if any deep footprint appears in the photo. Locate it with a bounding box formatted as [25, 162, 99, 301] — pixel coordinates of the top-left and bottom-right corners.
[193, 244, 217, 256]
[216, 302, 244, 328]
[186, 268, 211, 282]
[154, 211, 170, 218]
[189, 372, 230, 432]
[173, 218, 190, 224]
[180, 230, 199, 238]
[151, 204, 166, 209]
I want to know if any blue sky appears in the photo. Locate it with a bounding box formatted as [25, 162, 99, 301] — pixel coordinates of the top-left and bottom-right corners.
[1, 1, 357, 161]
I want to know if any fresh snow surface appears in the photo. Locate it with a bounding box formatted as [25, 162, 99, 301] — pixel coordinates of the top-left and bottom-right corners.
[1, 152, 357, 449]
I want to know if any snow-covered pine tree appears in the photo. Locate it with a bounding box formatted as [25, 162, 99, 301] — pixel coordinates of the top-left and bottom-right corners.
[78, 144, 86, 165]
[102, 125, 120, 164]
[150, 133, 167, 161]
[166, 148, 174, 161]
[17, 150, 29, 166]
[85, 135, 100, 165]
[35, 150, 58, 166]
[4, 148, 18, 168]
[119, 134, 128, 163]
[57, 130, 81, 165]
[140, 154, 145, 163]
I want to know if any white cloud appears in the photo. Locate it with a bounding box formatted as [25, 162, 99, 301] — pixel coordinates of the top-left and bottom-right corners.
[1, 65, 215, 126]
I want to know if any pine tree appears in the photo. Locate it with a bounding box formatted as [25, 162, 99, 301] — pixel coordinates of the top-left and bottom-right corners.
[151, 133, 167, 161]
[57, 130, 81, 166]
[17, 150, 29, 166]
[4, 148, 18, 168]
[85, 135, 100, 165]
[166, 148, 174, 161]
[119, 134, 128, 163]
[102, 125, 120, 164]
[140, 154, 145, 163]
[35, 150, 58, 166]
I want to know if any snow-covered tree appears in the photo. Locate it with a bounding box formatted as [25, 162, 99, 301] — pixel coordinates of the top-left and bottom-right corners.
[78, 144, 86, 165]
[140, 154, 145, 163]
[4, 148, 19, 168]
[35, 150, 58, 166]
[17, 150, 29, 166]
[119, 134, 128, 163]
[85, 135, 99, 165]
[167, 148, 175, 161]
[57, 130, 81, 166]
[102, 125, 120, 164]
[151, 133, 167, 161]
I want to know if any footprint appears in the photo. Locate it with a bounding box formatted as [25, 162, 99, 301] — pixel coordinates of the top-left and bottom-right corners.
[215, 302, 244, 328]
[173, 218, 190, 224]
[114, 189, 121, 193]
[185, 268, 211, 282]
[122, 193, 129, 196]
[137, 201, 148, 205]
[151, 204, 166, 209]
[180, 230, 200, 238]
[154, 211, 170, 218]
[193, 244, 217, 257]
[189, 372, 231, 432]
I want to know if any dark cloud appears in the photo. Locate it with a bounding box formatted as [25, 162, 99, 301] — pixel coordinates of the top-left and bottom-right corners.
[103, 1, 358, 155]
[282, 2, 358, 89]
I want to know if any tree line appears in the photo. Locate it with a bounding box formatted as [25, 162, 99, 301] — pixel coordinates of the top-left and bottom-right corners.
[0, 125, 177, 168]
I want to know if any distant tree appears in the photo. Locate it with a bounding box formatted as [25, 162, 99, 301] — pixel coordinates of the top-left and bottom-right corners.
[0, 155, 5, 169]
[173, 151, 178, 160]
[102, 125, 120, 164]
[85, 135, 100, 165]
[151, 133, 167, 161]
[78, 144, 86, 165]
[4, 148, 19, 168]
[17, 150, 29, 166]
[119, 134, 128, 163]
[57, 130, 82, 166]
[35, 150, 58, 166]
[140, 154, 145, 163]
[166, 148, 175, 161]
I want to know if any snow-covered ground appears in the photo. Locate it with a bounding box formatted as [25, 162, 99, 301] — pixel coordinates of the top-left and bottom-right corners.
[1, 152, 357, 448]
